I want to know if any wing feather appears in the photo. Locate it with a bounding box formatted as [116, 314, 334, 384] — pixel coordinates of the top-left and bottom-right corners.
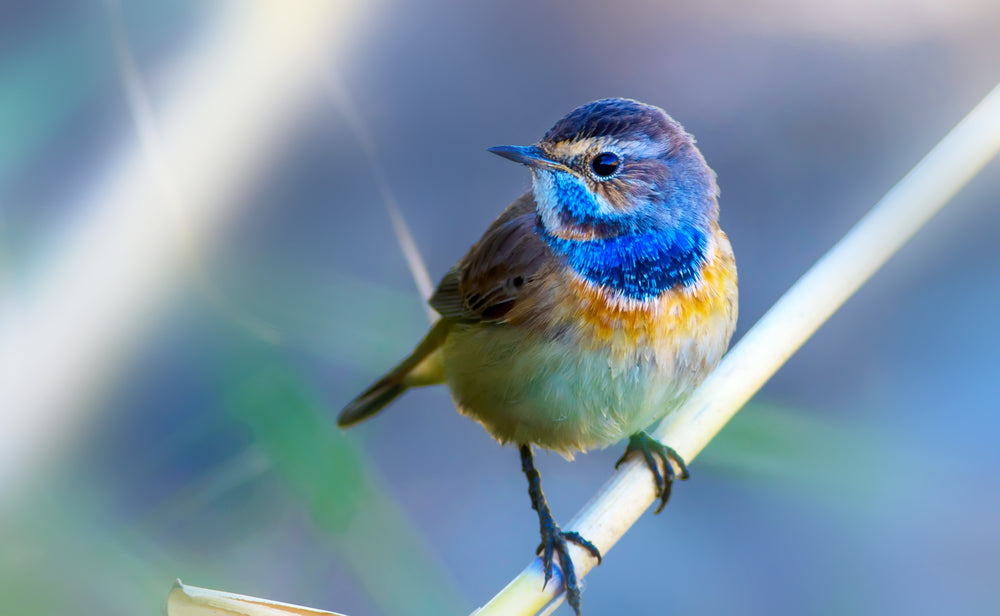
[429, 192, 550, 323]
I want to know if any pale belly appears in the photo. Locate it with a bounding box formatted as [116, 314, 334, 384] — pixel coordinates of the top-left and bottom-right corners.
[441, 322, 720, 456]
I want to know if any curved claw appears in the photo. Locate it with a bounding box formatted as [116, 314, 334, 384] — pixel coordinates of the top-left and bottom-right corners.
[562, 531, 602, 565]
[615, 432, 690, 514]
[535, 527, 601, 614]
[538, 531, 602, 568]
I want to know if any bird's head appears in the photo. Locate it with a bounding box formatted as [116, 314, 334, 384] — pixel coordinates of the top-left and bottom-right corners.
[489, 98, 718, 242]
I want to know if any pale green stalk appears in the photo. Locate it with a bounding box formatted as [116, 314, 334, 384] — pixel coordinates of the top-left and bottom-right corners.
[474, 81, 1000, 615]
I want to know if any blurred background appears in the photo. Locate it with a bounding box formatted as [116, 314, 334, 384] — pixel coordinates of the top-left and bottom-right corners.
[1, 1, 999, 614]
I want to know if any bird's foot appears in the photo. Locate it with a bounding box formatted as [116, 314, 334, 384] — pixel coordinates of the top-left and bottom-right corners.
[535, 518, 601, 615]
[520, 444, 600, 615]
[615, 431, 689, 514]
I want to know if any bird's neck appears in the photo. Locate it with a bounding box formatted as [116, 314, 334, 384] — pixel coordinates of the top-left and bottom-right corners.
[540, 224, 707, 301]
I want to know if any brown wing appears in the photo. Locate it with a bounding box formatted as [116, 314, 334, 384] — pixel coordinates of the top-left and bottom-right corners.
[429, 192, 551, 323]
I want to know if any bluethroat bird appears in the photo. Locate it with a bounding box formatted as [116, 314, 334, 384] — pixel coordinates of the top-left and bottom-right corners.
[338, 98, 738, 614]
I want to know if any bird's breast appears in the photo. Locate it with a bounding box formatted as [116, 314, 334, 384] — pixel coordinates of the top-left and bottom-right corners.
[443, 223, 737, 454]
[541, 223, 737, 368]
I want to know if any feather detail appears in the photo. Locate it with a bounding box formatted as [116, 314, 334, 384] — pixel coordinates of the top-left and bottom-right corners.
[429, 192, 551, 323]
[337, 319, 450, 427]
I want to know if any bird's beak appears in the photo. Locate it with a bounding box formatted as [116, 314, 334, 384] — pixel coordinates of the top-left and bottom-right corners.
[488, 145, 571, 173]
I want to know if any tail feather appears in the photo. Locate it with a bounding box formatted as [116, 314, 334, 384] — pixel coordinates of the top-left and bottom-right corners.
[337, 378, 407, 427]
[337, 318, 451, 428]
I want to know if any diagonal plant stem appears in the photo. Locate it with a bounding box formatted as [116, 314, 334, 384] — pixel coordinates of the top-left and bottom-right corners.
[0, 0, 369, 500]
[473, 81, 1000, 615]
[325, 81, 438, 321]
[104, 0, 282, 344]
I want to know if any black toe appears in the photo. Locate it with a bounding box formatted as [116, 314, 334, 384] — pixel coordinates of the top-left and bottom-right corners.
[616, 432, 689, 514]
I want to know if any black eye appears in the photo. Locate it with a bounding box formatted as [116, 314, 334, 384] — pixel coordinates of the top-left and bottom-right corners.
[590, 152, 620, 178]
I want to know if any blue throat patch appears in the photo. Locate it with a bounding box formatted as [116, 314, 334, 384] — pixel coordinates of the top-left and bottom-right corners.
[542, 226, 707, 301]
[536, 170, 708, 300]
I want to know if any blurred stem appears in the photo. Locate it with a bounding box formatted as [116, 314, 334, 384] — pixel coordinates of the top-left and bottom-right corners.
[475, 82, 1000, 615]
[325, 83, 437, 319]
[0, 0, 370, 499]
[104, 0, 282, 344]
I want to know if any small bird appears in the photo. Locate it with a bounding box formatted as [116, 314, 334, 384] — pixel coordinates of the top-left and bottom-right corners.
[338, 98, 737, 614]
